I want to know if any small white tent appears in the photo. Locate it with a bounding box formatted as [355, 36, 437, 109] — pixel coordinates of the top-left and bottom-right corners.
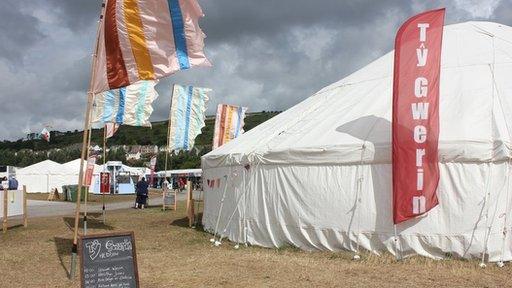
[202, 22, 512, 262]
[16, 160, 67, 193]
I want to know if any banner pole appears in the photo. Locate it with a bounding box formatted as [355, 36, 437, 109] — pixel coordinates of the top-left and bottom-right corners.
[70, 3, 104, 278]
[102, 125, 107, 223]
[70, 92, 94, 279]
[83, 114, 94, 235]
[164, 85, 175, 173]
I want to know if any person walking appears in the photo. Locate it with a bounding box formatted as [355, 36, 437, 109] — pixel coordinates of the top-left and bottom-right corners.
[135, 177, 149, 209]
[8, 176, 18, 190]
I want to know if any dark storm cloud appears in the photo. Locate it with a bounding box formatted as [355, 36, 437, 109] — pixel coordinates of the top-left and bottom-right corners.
[0, 1, 45, 63]
[0, 0, 510, 140]
[44, 0, 103, 32]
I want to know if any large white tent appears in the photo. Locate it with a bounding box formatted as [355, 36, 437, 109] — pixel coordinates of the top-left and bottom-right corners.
[202, 22, 512, 262]
[61, 159, 103, 188]
[16, 160, 67, 193]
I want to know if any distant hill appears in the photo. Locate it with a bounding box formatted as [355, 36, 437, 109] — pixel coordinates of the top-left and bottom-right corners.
[0, 111, 281, 169]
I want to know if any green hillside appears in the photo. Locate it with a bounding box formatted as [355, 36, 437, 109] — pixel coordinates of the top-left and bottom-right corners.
[0, 111, 280, 169]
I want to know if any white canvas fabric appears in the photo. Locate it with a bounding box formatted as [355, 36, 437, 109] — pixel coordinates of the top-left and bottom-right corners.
[201, 22, 512, 262]
[16, 160, 67, 193]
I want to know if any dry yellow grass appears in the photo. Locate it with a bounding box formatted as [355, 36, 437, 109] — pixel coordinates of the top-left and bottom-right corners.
[1, 202, 511, 288]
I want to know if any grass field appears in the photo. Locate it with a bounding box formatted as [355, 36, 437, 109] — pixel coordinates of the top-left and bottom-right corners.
[1, 202, 511, 287]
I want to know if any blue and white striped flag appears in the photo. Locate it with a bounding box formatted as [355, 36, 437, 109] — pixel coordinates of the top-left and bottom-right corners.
[92, 80, 159, 127]
[168, 84, 210, 151]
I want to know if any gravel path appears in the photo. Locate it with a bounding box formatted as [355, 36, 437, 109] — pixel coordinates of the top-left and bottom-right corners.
[26, 190, 202, 218]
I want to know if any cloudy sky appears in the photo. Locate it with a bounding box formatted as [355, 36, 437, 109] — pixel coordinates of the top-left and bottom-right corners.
[0, 0, 511, 140]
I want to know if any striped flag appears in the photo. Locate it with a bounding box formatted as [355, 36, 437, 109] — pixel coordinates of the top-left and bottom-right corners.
[105, 123, 119, 138]
[92, 80, 159, 127]
[168, 84, 210, 151]
[213, 104, 248, 149]
[91, 0, 211, 93]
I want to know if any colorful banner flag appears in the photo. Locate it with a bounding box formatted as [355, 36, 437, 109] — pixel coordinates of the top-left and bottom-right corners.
[213, 104, 248, 149]
[392, 9, 445, 224]
[40, 128, 50, 142]
[92, 80, 158, 127]
[168, 84, 210, 151]
[105, 123, 119, 139]
[84, 156, 97, 187]
[91, 0, 211, 93]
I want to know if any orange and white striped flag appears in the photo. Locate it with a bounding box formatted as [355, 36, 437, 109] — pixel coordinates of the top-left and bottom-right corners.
[91, 0, 211, 93]
[213, 104, 248, 149]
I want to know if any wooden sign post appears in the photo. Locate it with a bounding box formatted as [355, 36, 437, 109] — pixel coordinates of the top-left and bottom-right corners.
[2, 188, 7, 233]
[80, 232, 139, 288]
[186, 180, 194, 227]
[23, 185, 27, 227]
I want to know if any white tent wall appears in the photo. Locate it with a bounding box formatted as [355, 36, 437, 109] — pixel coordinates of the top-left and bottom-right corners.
[203, 162, 512, 261]
[202, 22, 512, 261]
[16, 160, 69, 193]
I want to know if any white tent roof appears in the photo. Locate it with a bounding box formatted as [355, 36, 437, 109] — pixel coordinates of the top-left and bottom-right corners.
[204, 22, 512, 168]
[16, 160, 65, 175]
[157, 169, 202, 177]
[61, 159, 102, 175]
[201, 22, 512, 262]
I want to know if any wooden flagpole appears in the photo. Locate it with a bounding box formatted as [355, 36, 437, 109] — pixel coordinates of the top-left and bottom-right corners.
[83, 116, 94, 235]
[69, 4, 104, 279]
[102, 125, 107, 223]
[164, 85, 175, 185]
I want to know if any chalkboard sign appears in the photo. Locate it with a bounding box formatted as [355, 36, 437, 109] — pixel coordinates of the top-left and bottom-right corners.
[80, 232, 139, 288]
[162, 190, 176, 211]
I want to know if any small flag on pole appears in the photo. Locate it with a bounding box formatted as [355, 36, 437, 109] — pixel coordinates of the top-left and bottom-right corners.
[213, 104, 248, 149]
[91, 0, 211, 93]
[168, 84, 210, 151]
[40, 128, 50, 142]
[105, 123, 119, 139]
[92, 80, 159, 127]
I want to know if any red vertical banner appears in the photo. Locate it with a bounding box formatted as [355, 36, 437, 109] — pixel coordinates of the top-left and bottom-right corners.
[100, 172, 110, 194]
[392, 8, 445, 224]
[84, 156, 97, 187]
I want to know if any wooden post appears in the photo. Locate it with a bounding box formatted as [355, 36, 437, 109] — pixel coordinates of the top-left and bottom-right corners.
[23, 185, 27, 227]
[174, 189, 177, 211]
[186, 180, 194, 227]
[3, 188, 7, 233]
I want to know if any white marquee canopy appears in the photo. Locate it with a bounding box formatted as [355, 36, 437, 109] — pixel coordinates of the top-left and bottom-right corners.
[202, 22, 512, 262]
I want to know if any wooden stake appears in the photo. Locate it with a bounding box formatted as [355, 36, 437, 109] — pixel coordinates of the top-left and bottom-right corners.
[186, 180, 194, 227]
[23, 185, 27, 228]
[174, 189, 177, 211]
[3, 188, 7, 233]
[164, 85, 175, 172]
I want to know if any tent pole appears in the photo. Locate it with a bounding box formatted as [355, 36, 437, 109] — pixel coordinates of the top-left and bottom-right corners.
[393, 224, 401, 260]
[210, 173, 230, 245]
[70, 4, 103, 278]
[498, 159, 511, 267]
[480, 37, 497, 269]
